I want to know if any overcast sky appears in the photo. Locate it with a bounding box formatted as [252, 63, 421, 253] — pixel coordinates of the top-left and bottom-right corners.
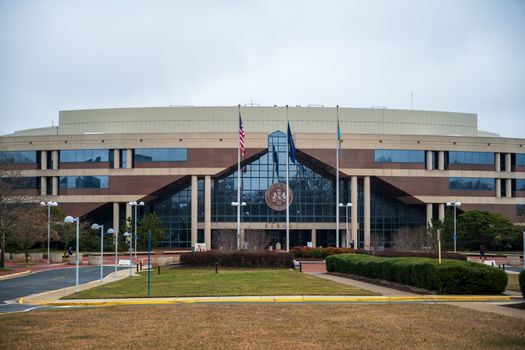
[0, 0, 524, 137]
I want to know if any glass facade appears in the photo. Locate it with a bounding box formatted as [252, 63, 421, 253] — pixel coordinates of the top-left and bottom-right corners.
[0, 177, 38, 189]
[517, 153, 525, 166]
[134, 148, 187, 162]
[145, 131, 426, 248]
[449, 177, 494, 191]
[60, 149, 110, 163]
[448, 151, 494, 165]
[374, 149, 425, 163]
[59, 176, 109, 189]
[0, 151, 37, 164]
[516, 179, 525, 192]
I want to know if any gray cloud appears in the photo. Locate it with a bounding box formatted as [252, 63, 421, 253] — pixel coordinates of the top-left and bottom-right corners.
[1, 0, 524, 137]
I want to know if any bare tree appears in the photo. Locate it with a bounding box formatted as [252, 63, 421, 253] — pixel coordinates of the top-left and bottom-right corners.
[392, 226, 437, 252]
[214, 229, 237, 251]
[244, 230, 270, 251]
[370, 232, 385, 253]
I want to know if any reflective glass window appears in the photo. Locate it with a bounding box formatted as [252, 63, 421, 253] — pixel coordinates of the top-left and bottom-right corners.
[516, 179, 525, 192]
[448, 151, 494, 165]
[0, 151, 37, 164]
[60, 149, 110, 163]
[134, 148, 188, 162]
[374, 149, 425, 163]
[516, 154, 525, 166]
[449, 177, 494, 191]
[59, 176, 109, 189]
[0, 177, 38, 189]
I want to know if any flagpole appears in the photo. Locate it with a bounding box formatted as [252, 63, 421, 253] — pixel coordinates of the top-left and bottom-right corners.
[237, 104, 241, 250]
[336, 105, 340, 248]
[286, 105, 290, 252]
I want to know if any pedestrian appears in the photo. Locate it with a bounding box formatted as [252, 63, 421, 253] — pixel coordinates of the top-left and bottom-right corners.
[350, 240, 355, 250]
[67, 246, 73, 256]
[479, 244, 485, 262]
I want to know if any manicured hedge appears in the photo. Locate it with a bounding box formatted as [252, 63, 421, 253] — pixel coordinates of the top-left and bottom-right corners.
[520, 270, 525, 298]
[326, 254, 507, 294]
[374, 250, 466, 261]
[180, 251, 293, 268]
[291, 247, 354, 259]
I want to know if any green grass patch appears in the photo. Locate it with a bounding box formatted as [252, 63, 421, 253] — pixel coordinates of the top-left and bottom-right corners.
[64, 268, 378, 299]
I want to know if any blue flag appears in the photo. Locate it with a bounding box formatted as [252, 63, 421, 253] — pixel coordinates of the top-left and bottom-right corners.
[287, 122, 296, 163]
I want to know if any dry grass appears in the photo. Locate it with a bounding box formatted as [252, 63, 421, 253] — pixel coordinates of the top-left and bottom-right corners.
[1, 304, 525, 350]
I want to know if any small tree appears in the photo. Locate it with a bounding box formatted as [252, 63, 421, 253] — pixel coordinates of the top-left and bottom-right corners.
[392, 226, 437, 252]
[7, 208, 47, 262]
[137, 212, 165, 250]
[244, 230, 270, 251]
[458, 210, 516, 250]
[214, 229, 236, 251]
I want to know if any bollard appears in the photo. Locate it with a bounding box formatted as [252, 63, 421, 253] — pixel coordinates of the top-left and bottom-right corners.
[299, 262, 302, 273]
[158, 266, 160, 275]
[503, 264, 505, 271]
[140, 261, 143, 271]
[215, 262, 218, 274]
[136, 263, 139, 273]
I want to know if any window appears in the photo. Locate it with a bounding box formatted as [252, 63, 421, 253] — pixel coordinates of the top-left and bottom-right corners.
[449, 177, 494, 191]
[0, 151, 37, 164]
[516, 154, 525, 166]
[120, 150, 128, 168]
[134, 148, 188, 162]
[59, 176, 109, 189]
[516, 179, 525, 192]
[448, 151, 494, 165]
[374, 150, 425, 163]
[0, 177, 38, 189]
[60, 149, 110, 163]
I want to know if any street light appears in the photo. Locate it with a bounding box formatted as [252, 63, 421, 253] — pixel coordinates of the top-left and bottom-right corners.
[40, 201, 58, 264]
[446, 201, 461, 253]
[123, 231, 133, 276]
[64, 215, 80, 292]
[231, 201, 247, 249]
[338, 203, 352, 248]
[91, 223, 114, 282]
[128, 201, 145, 258]
[113, 228, 119, 276]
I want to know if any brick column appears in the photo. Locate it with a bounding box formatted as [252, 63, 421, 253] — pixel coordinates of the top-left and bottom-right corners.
[204, 175, 212, 250]
[311, 228, 317, 248]
[438, 151, 445, 170]
[351, 176, 358, 244]
[191, 175, 198, 247]
[113, 203, 120, 233]
[426, 203, 433, 227]
[364, 176, 370, 249]
[114, 149, 120, 169]
[426, 151, 432, 170]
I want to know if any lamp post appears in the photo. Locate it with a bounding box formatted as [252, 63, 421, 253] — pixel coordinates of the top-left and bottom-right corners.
[338, 203, 352, 248]
[446, 201, 461, 253]
[91, 223, 114, 282]
[40, 201, 58, 264]
[114, 228, 119, 276]
[231, 201, 247, 249]
[64, 216, 80, 292]
[128, 201, 145, 258]
[123, 231, 132, 276]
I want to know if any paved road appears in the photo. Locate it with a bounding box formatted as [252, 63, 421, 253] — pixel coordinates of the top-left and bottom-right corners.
[0, 266, 119, 314]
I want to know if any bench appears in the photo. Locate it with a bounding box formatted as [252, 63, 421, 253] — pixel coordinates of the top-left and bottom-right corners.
[118, 259, 132, 267]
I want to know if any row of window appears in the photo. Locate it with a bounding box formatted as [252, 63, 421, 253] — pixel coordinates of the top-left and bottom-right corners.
[60, 149, 111, 163]
[448, 151, 494, 165]
[59, 176, 109, 189]
[134, 148, 188, 162]
[0, 151, 37, 164]
[374, 150, 425, 163]
[449, 177, 494, 191]
[374, 150, 498, 165]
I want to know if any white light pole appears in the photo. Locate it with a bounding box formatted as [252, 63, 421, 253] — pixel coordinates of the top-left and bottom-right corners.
[128, 201, 144, 258]
[91, 223, 114, 282]
[339, 203, 352, 247]
[446, 201, 461, 253]
[123, 231, 132, 276]
[231, 201, 247, 249]
[114, 228, 119, 276]
[64, 215, 80, 292]
[40, 201, 58, 264]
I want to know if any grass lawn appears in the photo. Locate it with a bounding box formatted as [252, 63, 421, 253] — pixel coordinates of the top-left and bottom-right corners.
[507, 273, 521, 292]
[1, 304, 525, 350]
[65, 268, 378, 298]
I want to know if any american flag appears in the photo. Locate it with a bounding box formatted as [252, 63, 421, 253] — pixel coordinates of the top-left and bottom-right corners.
[239, 113, 246, 158]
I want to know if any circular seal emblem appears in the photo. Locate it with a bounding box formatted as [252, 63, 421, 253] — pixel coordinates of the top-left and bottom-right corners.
[265, 183, 293, 211]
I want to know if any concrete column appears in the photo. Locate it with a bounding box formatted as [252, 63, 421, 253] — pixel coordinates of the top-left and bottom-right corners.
[505, 153, 511, 172]
[52, 150, 58, 170]
[191, 175, 198, 247]
[311, 228, 317, 248]
[126, 149, 133, 169]
[351, 176, 358, 244]
[506, 179, 512, 198]
[40, 177, 47, 196]
[125, 203, 132, 222]
[40, 151, 47, 170]
[495, 153, 501, 172]
[425, 151, 432, 170]
[204, 175, 212, 250]
[113, 149, 120, 169]
[438, 151, 445, 170]
[438, 203, 445, 222]
[113, 203, 120, 233]
[240, 228, 245, 249]
[426, 203, 433, 228]
[364, 176, 370, 249]
[496, 179, 501, 198]
[52, 177, 58, 196]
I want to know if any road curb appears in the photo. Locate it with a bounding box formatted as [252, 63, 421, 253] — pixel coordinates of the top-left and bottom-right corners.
[0, 269, 31, 281]
[23, 295, 518, 307]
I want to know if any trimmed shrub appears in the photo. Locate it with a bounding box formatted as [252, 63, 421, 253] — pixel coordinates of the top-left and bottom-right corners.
[520, 270, 525, 298]
[374, 250, 466, 261]
[180, 251, 293, 268]
[291, 247, 354, 259]
[326, 254, 507, 294]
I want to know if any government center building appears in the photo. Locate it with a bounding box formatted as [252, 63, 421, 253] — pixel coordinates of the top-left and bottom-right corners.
[1, 106, 524, 249]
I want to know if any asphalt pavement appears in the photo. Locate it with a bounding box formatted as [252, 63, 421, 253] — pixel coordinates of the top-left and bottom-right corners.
[0, 266, 119, 313]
